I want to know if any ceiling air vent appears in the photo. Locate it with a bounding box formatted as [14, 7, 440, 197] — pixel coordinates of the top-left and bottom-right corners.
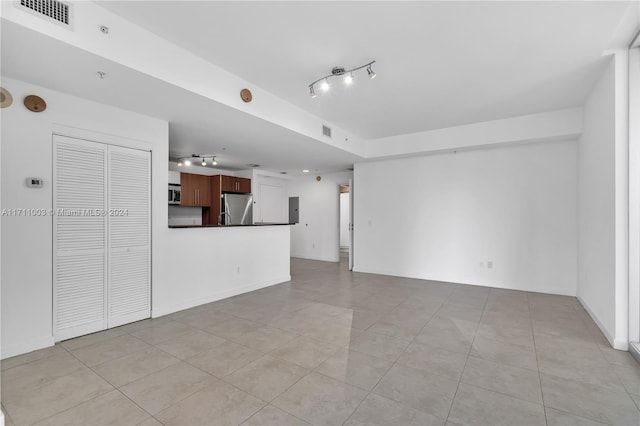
[18, 0, 72, 28]
[322, 125, 332, 138]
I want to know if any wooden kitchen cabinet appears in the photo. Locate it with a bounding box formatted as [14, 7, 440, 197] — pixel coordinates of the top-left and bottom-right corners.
[180, 173, 211, 206]
[220, 175, 251, 194]
[236, 177, 252, 193]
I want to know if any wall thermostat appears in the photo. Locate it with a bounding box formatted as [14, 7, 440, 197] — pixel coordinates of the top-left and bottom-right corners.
[26, 177, 44, 188]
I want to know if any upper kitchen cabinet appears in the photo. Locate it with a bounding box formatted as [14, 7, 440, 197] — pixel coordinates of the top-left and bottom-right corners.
[221, 175, 251, 194]
[180, 172, 211, 206]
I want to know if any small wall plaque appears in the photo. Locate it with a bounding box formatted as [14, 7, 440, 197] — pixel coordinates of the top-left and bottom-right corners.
[24, 95, 47, 112]
[240, 88, 253, 103]
[0, 87, 13, 108]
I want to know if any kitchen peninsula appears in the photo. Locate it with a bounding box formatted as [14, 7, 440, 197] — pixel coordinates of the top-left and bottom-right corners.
[163, 168, 292, 316]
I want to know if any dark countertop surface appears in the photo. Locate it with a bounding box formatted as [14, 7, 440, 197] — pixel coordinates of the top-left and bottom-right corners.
[168, 223, 294, 229]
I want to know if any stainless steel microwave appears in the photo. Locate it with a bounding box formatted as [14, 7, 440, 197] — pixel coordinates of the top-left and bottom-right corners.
[168, 183, 181, 205]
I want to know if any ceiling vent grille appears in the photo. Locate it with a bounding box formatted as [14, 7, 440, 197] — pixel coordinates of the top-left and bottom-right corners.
[322, 125, 332, 138]
[18, 0, 72, 27]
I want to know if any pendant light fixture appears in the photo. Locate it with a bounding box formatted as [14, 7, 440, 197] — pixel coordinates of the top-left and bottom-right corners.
[308, 61, 376, 97]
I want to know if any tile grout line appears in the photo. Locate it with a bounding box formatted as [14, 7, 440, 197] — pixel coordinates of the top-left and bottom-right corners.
[442, 290, 489, 424]
[528, 292, 551, 426]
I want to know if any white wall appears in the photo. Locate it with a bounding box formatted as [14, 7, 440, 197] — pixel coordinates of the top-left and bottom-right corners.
[1, 77, 291, 358]
[340, 192, 350, 248]
[288, 172, 353, 262]
[354, 140, 578, 295]
[577, 54, 630, 350]
[577, 58, 616, 342]
[629, 45, 640, 345]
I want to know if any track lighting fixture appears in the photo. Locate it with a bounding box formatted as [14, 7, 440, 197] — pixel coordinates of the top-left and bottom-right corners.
[308, 61, 376, 97]
[176, 154, 218, 167]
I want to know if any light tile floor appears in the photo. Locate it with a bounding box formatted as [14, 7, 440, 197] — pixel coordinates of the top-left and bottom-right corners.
[2, 257, 640, 425]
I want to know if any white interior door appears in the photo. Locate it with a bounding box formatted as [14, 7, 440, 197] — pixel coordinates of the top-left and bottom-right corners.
[349, 178, 354, 271]
[107, 146, 151, 328]
[260, 183, 285, 223]
[53, 135, 108, 341]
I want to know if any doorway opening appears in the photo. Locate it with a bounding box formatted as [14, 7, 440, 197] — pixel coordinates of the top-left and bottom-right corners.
[339, 185, 350, 254]
[338, 183, 354, 270]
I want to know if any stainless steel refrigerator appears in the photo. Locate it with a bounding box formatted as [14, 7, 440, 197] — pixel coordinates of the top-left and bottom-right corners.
[221, 193, 253, 225]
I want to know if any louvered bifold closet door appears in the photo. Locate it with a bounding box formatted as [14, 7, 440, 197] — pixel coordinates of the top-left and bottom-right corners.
[107, 146, 151, 328]
[53, 136, 107, 341]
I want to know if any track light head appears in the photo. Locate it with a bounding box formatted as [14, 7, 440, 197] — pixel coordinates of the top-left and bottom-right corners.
[344, 73, 353, 85]
[212, 157, 217, 166]
[309, 85, 316, 98]
[177, 158, 183, 166]
[184, 159, 191, 166]
[321, 80, 329, 92]
[202, 158, 206, 166]
[367, 65, 376, 79]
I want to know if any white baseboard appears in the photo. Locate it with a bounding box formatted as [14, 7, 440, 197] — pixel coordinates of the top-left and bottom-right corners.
[151, 275, 291, 318]
[0, 409, 4, 426]
[351, 266, 576, 296]
[291, 254, 339, 263]
[576, 295, 627, 350]
[1, 334, 55, 360]
[630, 342, 640, 364]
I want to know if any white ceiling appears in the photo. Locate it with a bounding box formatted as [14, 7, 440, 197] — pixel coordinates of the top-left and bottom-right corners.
[98, 1, 633, 139]
[1, 20, 362, 174]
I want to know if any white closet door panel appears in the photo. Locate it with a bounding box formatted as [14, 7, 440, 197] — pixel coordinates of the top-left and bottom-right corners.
[108, 249, 150, 327]
[107, 146, 151, 326]
[53, 136, 107, 340]
[54, 253, 105, 340]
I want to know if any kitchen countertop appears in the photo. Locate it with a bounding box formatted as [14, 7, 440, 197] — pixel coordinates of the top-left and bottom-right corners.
[168, 223, 294, 228]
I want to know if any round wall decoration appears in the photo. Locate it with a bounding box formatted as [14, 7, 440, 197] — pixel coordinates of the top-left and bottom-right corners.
[0, 87, 13, 108]
[240, 88, 253, 103]
[24, 95, 47, 112]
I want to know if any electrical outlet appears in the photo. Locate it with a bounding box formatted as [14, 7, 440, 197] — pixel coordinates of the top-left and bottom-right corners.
[487, 261, 493, 269]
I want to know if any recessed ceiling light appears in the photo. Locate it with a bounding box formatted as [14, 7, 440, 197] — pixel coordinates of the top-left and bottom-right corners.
[302, 169, 309, 173]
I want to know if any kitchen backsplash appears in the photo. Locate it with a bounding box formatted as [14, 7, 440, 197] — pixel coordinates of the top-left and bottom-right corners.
[168, 206, 202, 226]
